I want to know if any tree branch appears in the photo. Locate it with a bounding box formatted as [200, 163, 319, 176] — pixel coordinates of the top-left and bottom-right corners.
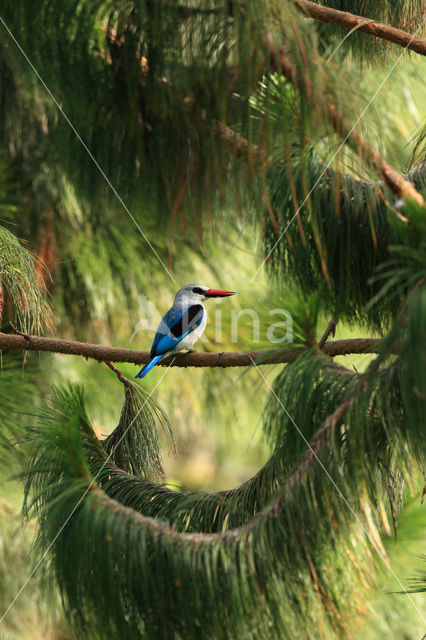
[318, 315, 337, 348]
[88, 382, 360, 543]
[100, 16, 424, 205]
[211, 116, 263, 160]
[293, 0, 426, 56]
[263, 35, 425, 206]
[105, 361, 131, 387]
[0, 332, 380, 367]
[207, 54, 425, 208]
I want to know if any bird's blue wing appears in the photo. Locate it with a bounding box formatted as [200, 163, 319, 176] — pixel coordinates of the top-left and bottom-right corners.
[150, 304, 204, 356]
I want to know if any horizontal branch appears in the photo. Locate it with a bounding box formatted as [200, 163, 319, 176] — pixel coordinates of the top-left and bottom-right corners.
[0, 332, 380, 367]
[294, 0, 426, 56]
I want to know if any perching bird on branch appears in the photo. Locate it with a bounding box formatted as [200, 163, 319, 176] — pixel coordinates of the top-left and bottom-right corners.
[135, 284, 235, 378]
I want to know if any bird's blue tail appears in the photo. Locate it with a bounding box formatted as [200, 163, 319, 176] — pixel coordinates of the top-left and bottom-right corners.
[135, 354, 164, 379]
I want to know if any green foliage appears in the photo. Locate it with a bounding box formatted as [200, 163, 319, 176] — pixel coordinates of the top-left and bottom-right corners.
[355, 495, 426, 638]
[2, 0, 419, 229]
[21, 385, 369, 639]
[103, 380, 174, 481]
[0, 2, 425, 638]
[0, 150, 51, 334]
[406, 556, 426, 593]
[0, 0, 266, 209]
[263, 152, 426, 331]
[367, 200, 426, 311]
[21, 273, 425, 638]
[0, 0, 424, 340]
[0, 499, 69, 639]
[0, 354, 40, 458]
[0, 225, 52, 333]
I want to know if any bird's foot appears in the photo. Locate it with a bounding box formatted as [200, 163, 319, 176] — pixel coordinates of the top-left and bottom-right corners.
[187, 348, 197, 353]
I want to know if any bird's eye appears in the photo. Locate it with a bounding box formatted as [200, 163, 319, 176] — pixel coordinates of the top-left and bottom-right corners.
[192, 287, 204, 295]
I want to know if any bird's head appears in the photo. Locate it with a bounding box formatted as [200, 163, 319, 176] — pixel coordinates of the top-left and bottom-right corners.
[175, 284, 235, 304]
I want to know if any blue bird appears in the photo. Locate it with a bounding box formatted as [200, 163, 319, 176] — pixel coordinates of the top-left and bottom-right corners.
[136, 284, 235, 379]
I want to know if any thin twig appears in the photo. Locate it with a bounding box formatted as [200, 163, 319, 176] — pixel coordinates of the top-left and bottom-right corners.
[319, 315, 337, 349]
[9, 322, 31, 340]
[105, 361, 131, 388]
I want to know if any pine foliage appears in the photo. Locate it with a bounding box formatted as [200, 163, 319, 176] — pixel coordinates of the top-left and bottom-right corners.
[0, 225, 52, 333]
[263, 151, 426, 331]
[1, 0, 422, 223]
[22, 254, 425, 637]
[103, 380, 174, 482]
[0, 1, 425, 638]
[0, 0, 424, 335]
[21, 385, 369, 640]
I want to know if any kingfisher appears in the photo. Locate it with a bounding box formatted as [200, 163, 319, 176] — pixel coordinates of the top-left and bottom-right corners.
[135, 284, 235, 379]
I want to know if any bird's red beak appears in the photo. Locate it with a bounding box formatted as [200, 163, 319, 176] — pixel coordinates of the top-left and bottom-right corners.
[204, 289, 235, 297]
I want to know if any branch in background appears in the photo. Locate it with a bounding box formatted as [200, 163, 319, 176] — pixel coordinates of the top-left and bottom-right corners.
[207, 61, 425, 209]
[319, 315, 337, 349]
[293, 0, 426, 56]
[327, 103, 424, 205]
[263, 36, 425, 206]
[212, 119, 425, 202]
[102, 2, 426, 57]
[99, 17, 424, 206]
[211, 116, 264, 160]
[0, 332, 380, 367]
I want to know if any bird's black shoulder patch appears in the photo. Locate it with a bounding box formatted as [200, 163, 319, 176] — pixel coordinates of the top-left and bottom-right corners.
[170, 304, 204, 338]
